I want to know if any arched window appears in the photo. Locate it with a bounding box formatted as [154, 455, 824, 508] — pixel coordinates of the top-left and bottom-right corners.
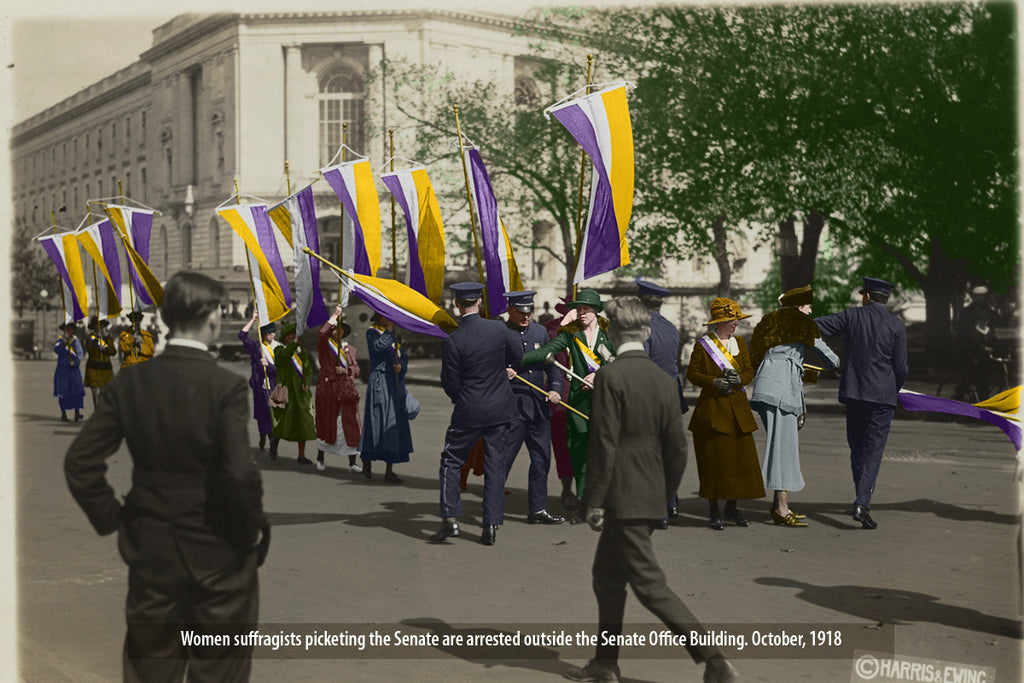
[317, 68, 365, 167]
[515, 76, 541, 108]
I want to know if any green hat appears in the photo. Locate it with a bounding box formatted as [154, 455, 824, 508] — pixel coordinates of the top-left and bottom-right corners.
[567, 288, 604, 312]
[280, 322, 297, 338]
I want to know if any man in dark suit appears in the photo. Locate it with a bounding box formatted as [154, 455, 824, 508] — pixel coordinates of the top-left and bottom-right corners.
[816, 277, 908, 530]
[636, 277, 688, 524]
[65, 271, 269, 682]
[503, 290, 565, 525]
[566, 296, 737, 683]
[431, 281, 518, 546]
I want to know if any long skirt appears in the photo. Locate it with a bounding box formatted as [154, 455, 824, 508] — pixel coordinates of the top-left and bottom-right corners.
[754, 404, 804, 492]
[693, 428, 765, 501]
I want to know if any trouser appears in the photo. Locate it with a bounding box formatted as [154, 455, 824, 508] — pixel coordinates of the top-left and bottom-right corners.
[439, 422, 512, 525]
[844, 400, 895, 508]
[123, 551, 259, 683]
[504, 416, 553, 514]
[550, 407, 573, 480]
[592, 521, 718, 665]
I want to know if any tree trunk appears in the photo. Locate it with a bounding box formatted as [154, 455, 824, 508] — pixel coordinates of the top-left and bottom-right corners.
[711, 214, 732, 298]
[919, 237, 965, 358]
[777, 215, 799, 291]
[796, 209, 826, 286]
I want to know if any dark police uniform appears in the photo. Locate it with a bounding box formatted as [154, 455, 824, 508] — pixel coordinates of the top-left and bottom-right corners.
[504, 291, 564, 517]
[436, 282, 517, 542]
[815, 278, 908, 522]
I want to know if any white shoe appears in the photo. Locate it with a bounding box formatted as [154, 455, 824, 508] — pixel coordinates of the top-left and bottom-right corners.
[348, 464, 363, 473]
[315, 460, 326, 472]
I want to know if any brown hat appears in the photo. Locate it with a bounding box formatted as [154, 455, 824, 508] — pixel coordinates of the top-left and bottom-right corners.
[705, 297, 751, 325]
[779, 285, 813, 308]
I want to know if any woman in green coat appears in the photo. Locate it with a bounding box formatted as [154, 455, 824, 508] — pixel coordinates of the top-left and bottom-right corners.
[520, 289, 615, 504]
[270, 322, 317, 464]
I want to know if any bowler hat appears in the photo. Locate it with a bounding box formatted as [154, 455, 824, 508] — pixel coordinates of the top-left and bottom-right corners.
[706, 297, 751, 325]
[779, 285, 813, 308]
[567, 289, 604, 312]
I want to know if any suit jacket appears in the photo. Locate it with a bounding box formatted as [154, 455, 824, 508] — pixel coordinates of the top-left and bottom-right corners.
[686, 334, 758, 436]
[64, 344, 266, 582]
[506, 320, 563, 422]
[815, 302, 908, 407]
[644, 310, 689, 414]
[441, 313, 517, 428]
[584, 349, 687, 521]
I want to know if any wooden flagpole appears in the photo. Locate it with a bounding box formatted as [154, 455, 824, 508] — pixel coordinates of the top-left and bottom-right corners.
[453, 104, 489, 317]
[571, 54, 594, 301]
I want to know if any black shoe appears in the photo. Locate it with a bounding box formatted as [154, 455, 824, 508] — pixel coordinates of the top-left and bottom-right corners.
[668, 505, 679, 518]
[61, 414, 69, 422]
[480, 525, 498, 545]
[564, 659, 621, 682]
[297, 455, 313, 465]
[852, 504, 877, 529]
[268, 449, 277, 461]
[726, 509, 749, 527]
[527, 510, 565, 525]
[258, 434, 267, 452]
[384, 472, 403, 484]
[703, 656, 738, 683]
[362, 461, 372, 480]
[74, 412, 83, 422]
[655, 519, 669, 530]
[710, 517, 724, 531]
[428, 521, 459, 542]
[561, 489, 578, 513]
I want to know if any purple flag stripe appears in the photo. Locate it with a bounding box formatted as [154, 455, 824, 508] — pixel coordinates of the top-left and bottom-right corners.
[468, 149, 508, 316]
[898, 390, 1021, 451]
[382, 175, 427, 297]
[297, 186, 328, 328]
[324, 167, 371, 276]
[40, 238, 85, 319]
[251, 206, 292, 308]
[98, 221, 122, 296]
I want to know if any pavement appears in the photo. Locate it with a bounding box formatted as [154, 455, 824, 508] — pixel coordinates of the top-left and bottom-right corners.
[12, 356, 1023, 683]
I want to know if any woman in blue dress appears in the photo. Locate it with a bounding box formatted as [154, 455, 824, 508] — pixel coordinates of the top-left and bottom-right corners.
[359, 314, 412, 482]
[54, 322, 86, 421]
[239, 310, 278, 452]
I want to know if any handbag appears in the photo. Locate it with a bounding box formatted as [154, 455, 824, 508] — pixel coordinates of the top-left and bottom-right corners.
[269, 384, 288, 408]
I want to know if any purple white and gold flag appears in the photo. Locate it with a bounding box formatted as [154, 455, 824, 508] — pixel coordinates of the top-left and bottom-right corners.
[464, 148, 522, 316]
[322, 159, 382, 277]
[36, 230, 89, 322]
[218, 203, 292, 324]
[269, 185, 328, 334]
[334, 269, 457, 339]
[545, 83, 634, 284]
[75, 219, 123, 318]
[898, 387, 1022, 451]
[381, 167, 446, 305]
[104, 206, 164, 308]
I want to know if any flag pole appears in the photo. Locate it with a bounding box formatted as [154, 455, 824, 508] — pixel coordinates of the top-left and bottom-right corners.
[389, 128, 398, 280]
[513, 375, 588, 420]
[453, 104, 489, 317]
[339, 124, 347, 348]
[571, 54, 594, 301]
[237, 178, 269, 390]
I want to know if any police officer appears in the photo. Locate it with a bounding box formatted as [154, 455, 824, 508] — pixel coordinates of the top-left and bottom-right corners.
[503, 290, 565, 525]
[431, 282, 518, 546]
[636, 277, 689, 523]
[815, 277, 908, 529]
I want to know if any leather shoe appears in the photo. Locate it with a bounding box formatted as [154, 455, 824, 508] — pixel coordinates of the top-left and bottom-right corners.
[726, 509, 749, 527]
[428, 521, 459, 542]
[655, 519, 669, 530]
[788, 508, 807, 519]
[527, 510, 565, 525]
[480, 525, 498, 545]
[564, 659, 621, 682]
[771, 508, 808, 527]
[709, 517, 724, 531]
[297, 455, 313, 465]
[384, 472, 403, 484]
[703, 656, 738, 682]
[852, 504, 877, 529]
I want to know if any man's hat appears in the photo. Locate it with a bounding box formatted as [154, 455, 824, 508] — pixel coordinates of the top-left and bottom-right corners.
[706, 297, 751, 325]
[451, 281, 485, 300]
[567, 288, 604, 312]
[280, 321, 297, 338]
[504, 290, 537, 313]
[59, 321, 77, 332]
[127, 310, 145, 323]
[634, 277, 669, 298]
[859, 277, 896, 295]
[779, 285, 813, 308]
[259, 322, 278, 337]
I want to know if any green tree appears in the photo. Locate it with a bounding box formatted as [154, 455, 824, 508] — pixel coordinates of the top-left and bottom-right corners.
[11, 227, 61, 318]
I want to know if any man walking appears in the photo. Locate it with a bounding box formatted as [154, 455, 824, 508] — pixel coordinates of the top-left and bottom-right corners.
[566, 296, 737, 683]
[65, 271, 269, 682]
[503, 290, 565, 525]
[431, 282, 517, 546]
[815, 277, 908, 529]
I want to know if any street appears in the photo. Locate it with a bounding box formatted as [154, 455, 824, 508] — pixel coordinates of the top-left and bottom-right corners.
[13, 357, 1022, 682]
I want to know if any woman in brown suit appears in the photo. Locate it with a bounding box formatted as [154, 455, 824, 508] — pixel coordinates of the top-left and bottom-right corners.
[687, 297, 765, 530]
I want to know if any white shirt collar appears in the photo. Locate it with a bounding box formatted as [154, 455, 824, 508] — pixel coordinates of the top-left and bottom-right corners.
[168, 338, 209, 352]
[617, 341, 646, 354]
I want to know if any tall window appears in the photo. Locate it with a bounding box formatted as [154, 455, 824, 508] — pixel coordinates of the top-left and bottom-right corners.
[209, 216, 221, 267]
[140, 168, 147, 201]
[125, 115, 131, 151]
[317, 68, 365, 167]
[181, 222, 193, 267]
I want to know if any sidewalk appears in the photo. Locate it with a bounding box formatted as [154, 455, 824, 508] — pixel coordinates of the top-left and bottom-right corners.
[403, 358, 959, 417]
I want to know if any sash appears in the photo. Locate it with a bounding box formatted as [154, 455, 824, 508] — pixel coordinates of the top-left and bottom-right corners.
[290, 350, 304, 377]
[372, 323, 401, 359]
[261, 342, 275, 365]
[327, 338, 348, 369]
[574, 336, 603, 373]
[698, 334, 745, 392]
